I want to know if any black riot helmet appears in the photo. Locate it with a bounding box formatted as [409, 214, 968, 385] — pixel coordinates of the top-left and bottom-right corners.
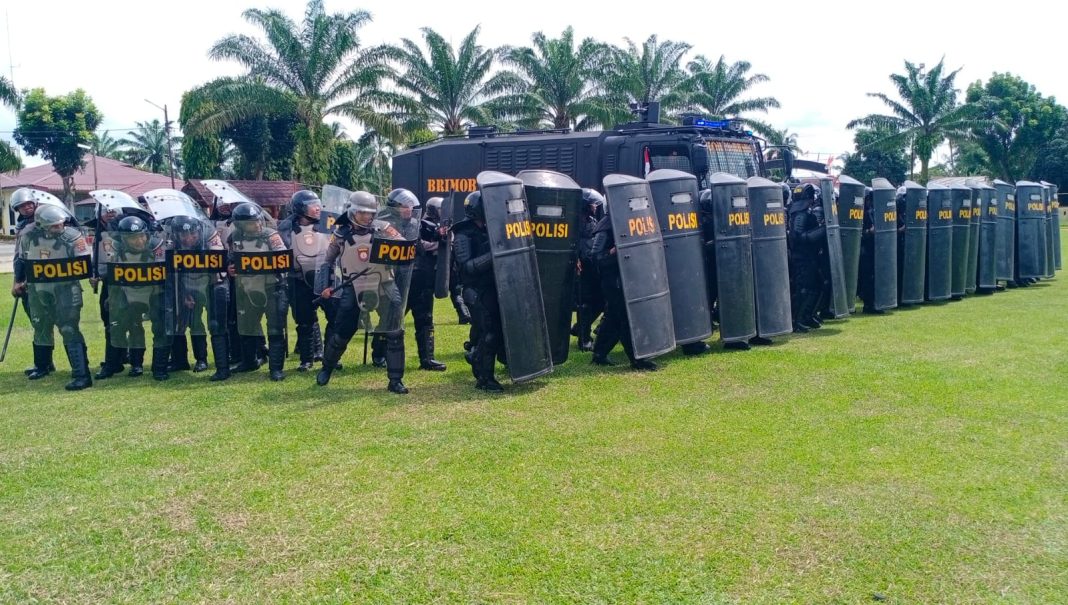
[289, 190, 322, 220]
[231, 202, 266, 235]
[424, 197, 443, 222]
[170, 215, 204, 247]
[464, 190, 483, 222]
[792, 183, 817, 202]
[582, 188, 606, 220]
[117, 215, 151, 251]
[698, 188, 713, 214]
[386, 188, 420, 210]
[780, 183, 791, 205]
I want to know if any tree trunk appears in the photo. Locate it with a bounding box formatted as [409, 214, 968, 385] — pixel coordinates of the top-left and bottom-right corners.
[919, 156, 930, 186]
[62, 174, 75, 206]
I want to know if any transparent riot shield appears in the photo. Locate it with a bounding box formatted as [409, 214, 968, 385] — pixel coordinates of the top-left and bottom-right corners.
[320, 185, 352, 232]
[101, 231, 171, 350]
[143, 189, 208, 223]
[165, 216, 228, 337]
[230, 212, 290, 338]
[19, 210, 92, 347]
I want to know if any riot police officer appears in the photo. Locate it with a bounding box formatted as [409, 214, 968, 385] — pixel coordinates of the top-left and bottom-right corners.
[452, 191, 508, 391]
[315, 192, 409, 394]
[104, 216, 172, 379]
[11, 204, 93, 390]
[9, 188, 56, 377]
[89, 204, 127, 379]
[278, 190, 330, 372]
[587, 210, 658, 371]
[168, 215, 232, 381]
[575, 188, 605, 352]
[788, 183, 824, 332]
[409, 194, 447, 370]
[857, 187, 881, 313]
[228, 202, 289, 381]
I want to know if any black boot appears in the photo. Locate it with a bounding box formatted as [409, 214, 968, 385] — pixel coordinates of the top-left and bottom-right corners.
[631, 358, 658, 371]
[94, 345, 125, 380]
[152, 347, 171, 381]
[681, 341, 711, 356]
[591, 354, 616, 366]
[416, 327, 446, 371]
[385, 331, 409, 394]
[64, 343, 92, 391]
[191, 335, 209, 372]
[27, 345, 55, 380]
[127, 348, 145, 377]
[169, 336, 191, 372]
[724, 340, 752, 351]
[209, 335, 231, 382]
[475, 377, 504, 392]
[268, 337, 286, 381]
[316, 335, 348, 386]
[370, 334, 387, 368]
[453, 293, 471, 324]
[232, 336, 261, 373]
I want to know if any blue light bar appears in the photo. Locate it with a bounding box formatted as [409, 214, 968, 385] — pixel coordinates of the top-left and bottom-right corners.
[689, 118, 729, 129]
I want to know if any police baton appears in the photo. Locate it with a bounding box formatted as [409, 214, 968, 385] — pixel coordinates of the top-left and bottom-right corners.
[0, 297, 19, 363]
[312, 267, 371, 305]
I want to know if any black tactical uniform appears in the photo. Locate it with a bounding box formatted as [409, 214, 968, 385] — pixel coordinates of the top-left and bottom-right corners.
[857, 188, 880, 313]
[788, 183, 824, 332]
[278, 191, 330, 372]
[574, 188, 605, 352]
[587, 215, 657, 371]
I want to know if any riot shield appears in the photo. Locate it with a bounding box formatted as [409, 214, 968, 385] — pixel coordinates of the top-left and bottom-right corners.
[165, 217, 228, 337]
[926, 183, 953, 301]
[819, 178, 849, 318]
[871, 178, 898, 310]
[602, 173, 677, 358]
[746, 177, 792, 337]
[900, 181, 927, 304]
[949, 185, 972, 297]
[230, 214, 290, 338]
[143, 189, 208, 223]
[1052, 184, 1062, 271]
[965, 183, 982, 293]
[976, 183, 999, 290]
[101, 231, 170, 351]
[320, 185, 351, 233]
[993, 180, 1016, 283]
[1015, 181, 1046, 279]
[837, 175, 865, 312]
[20, 215, 91, 347]
[709, 173, 756, 343]
[433, 194, 454, 299]
[1041, 183, 1056, 278]
[517, 169, 584, 364]
[477, 171, 554, 382]
[355, 199, 418, 338]
[27, 189, 66, 208]
[647, 169, 713, 344]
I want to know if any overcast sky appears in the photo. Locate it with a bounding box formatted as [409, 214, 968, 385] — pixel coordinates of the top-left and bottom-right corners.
[2, 0, 1061, 169]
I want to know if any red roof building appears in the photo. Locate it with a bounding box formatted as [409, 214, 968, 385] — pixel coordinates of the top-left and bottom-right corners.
[1, 155, 179, 199]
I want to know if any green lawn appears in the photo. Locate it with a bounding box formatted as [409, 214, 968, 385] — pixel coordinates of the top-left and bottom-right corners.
[1, 248, 1066, 604]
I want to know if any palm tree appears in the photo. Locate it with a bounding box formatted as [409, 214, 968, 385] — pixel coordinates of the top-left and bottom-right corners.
[381, 26, 518, 137]
[183, 0, 396, 186]
[600, 35, 691, 125]
[681, 55, 780, 137]
[495, 28, 612, 130]
[765, 127, 802, 156]
[122, 120, 177, 175]
[847, 58, 984, 184]
[92, 130, 125, 160]
[353, 130, 393, 194]
[1, 75, 21, 172]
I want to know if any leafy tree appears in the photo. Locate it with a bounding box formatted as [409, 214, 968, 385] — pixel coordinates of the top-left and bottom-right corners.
[600, 35, 691, 125]
[847, 59, 984, 184]
[185, 0, 396, 186]
[1031, 123, 1068, 189]
[122, 120, 179, 175]
[841, 125, 910, 185]
[495, 28, 612, 130]
[964, 73, 1067, 182]
[0, 76, 20, 172]
[13, 88, 102, 202]
[681, 55, 780, 137]
[381, 26, 517, 137]
[92, 130, 124, 160]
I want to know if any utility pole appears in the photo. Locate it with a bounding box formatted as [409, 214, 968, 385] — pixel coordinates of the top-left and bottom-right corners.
[145, 99, 177, 188]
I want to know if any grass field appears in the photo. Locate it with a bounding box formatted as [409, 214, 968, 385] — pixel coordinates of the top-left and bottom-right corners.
[1, 249, 1066, 604]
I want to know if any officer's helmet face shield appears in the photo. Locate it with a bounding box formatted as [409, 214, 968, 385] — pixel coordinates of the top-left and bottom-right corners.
[123, 231, 149, 252]
[16, 202, 36, 218]
[234, 217, 264, 235]
[304, 201, 322, 220]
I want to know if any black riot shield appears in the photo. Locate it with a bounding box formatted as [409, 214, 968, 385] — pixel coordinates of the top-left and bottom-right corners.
[871, 178, 898, 310]
[837, 175, 865, 312]
[746, 177, 792, 337]
[1015, 181, 1046, 279]
[647, 169, 713, 345]
[949, 185, 972, 297]
[1052, 184, 1062, 271]
[477, 171, 554, 382]
[819, 178, 850, 318]
[1041, 183, 1056, 278]
[517, 169, 583, 364]
[994, 180, 1016, 283]
[900, 181, 928, 304]
[709, 173, 756, 343]
[603, 174, 677, 358]
[976, 184, 999, 290]
[966, 183, 982, 293]
[926, 184, 953, 301]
